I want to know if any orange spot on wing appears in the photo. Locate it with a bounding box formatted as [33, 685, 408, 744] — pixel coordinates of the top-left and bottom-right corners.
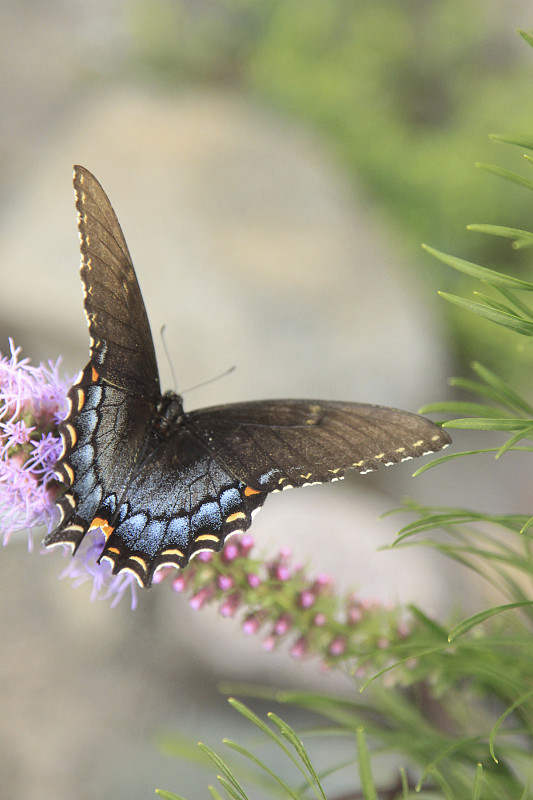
[226, 511, 246, 523]
[244, 486, 261, 496]
[91, 366, 99, 382]
[88, 517, 115, 540]
[195, 533, 219, 543]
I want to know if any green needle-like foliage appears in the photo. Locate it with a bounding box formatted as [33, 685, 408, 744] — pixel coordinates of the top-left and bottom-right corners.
[159, 29, 533, 800]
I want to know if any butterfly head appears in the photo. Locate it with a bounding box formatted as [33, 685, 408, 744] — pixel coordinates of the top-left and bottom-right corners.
[155, 391, 186, 438]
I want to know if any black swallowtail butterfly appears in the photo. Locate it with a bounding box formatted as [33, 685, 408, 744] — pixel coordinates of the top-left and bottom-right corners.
[45, 166, 451, 587]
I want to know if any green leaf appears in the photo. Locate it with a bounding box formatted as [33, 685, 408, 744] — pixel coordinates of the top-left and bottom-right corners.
[521, 516, 533, 534]
[356, 727, 378, 800]
[470, 362, 533, 414]
[411, 447, 533, 477]
[445, 418, 533, 431]
[489, 690, 533, 765]
[472, 290, 524, 316]
[447, 375, 533, 412]
[222, 739, 300, 800]
[518, 29, 533, 49]
[423, 244, 533, 290]
[496, 426, 533, 457]
[448, 602, 533, 641]
[227, 699, 325, 800]
[475, 162, 533, 191]
[207, 787, 225, 800]
[268, 713, 326, 799]
[419, 401, 511, 418]
[198, 743, 248, 800]
[472, 763, 483, 800]
[492, 285, 533, 321]
[155, 791, 187, 800]
[490, 132, 533, 151]
[214, 776, 248, 800]
[466, 224, 533, 249]
[438, 293, 533, 335]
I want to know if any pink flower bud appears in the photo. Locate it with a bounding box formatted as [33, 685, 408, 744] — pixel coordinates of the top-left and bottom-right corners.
[217, 574, 234, 591]
[219, 592, 241, 618]
[189, 586, 214, 610]
[242, 613, 262, 635]
[246, 572, 261, 588]
[290, 636, 308, 659]
[171, 574, 188, 593]
[273, 614, 292, 636]
[239, 534, 254, 556]
[222, 542, 239, 562]
[299, 589, 315, 609]
[262, 634, 277, 651]
[328, 637, 346, 657]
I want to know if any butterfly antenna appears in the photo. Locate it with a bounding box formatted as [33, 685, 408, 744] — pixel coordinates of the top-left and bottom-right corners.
[160, 325, 236, 395]
[160, 325, 179, 392]
[182, 365, 237, 396]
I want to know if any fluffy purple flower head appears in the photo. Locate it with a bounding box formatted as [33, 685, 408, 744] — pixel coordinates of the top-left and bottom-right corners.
[0, 339, 67, 543]
[0, 340, 139, 608]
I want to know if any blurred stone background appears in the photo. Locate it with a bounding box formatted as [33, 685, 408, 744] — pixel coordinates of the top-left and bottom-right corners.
[1, 2, 532, 799]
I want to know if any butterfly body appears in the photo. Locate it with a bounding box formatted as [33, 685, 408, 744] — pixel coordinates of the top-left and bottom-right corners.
[46, 166, 451, 586]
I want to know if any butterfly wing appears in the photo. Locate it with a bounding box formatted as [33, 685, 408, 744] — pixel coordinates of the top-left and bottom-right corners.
[73, 164, 160, 400]
[188, 399, 452, 491]
[93, 428, 268, 585]
[46, 167, 161, 555]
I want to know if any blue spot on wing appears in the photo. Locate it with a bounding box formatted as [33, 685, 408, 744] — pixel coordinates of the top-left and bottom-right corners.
[70, 443, 94, 472]
[220, 487, 241, 515]
[192, 502, 222, 532]
[166, 516, 190, 548]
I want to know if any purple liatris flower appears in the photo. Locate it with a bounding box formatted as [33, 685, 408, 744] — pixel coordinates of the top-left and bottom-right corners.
[0, 339, 67, 543]
[0, 340, 138, 608]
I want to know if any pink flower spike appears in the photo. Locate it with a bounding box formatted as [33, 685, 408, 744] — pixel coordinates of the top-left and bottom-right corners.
[313, 612, 327, 627]
[279, 546, 291, 559]
[197, 551, 213, 563]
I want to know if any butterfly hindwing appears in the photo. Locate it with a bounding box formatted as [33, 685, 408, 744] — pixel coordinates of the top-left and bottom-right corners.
[46, 166, 451, 588]
[48, 364, 155, 552]
[96, 430, 268, 584]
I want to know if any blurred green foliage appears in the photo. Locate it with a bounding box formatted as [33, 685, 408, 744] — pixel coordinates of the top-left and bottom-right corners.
[127, 0, 533, 378]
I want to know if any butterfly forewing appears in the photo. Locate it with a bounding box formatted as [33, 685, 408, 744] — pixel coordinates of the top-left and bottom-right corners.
[74, 165, 160, 401]
[46, 166, 451, 588]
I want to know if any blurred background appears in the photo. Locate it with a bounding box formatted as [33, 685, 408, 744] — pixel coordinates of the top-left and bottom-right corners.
[1, 1, 533, 798]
